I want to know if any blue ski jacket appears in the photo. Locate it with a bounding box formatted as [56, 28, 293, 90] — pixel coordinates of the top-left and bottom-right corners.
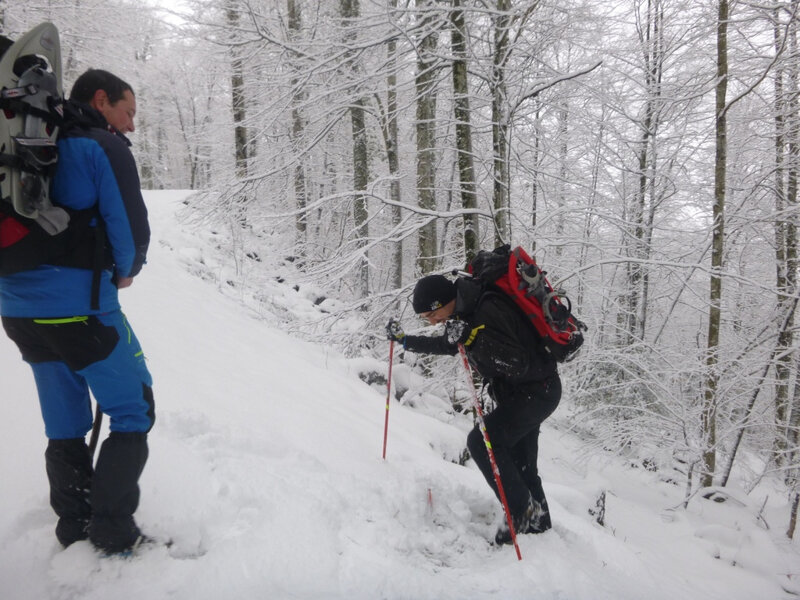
[0, 102, 150, 317]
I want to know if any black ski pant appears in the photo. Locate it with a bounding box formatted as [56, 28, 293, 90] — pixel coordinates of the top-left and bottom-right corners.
[466, 375, 561, 524]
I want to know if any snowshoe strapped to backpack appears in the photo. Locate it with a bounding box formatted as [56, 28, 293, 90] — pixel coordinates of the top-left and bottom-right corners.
[468, 245, 587, 363]
[0, 22, 72, 276]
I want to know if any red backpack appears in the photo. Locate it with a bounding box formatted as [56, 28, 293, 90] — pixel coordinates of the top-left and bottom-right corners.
[467, 245, 586, 362]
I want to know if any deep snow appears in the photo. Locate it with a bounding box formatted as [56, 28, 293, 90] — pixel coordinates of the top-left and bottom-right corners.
[1, 191, 798, 600]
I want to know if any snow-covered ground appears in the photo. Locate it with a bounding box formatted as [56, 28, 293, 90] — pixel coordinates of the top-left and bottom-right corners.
[1, 191, 798, 600]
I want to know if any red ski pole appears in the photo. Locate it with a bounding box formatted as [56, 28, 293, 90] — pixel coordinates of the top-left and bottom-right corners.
[382, 340, 395, 460]
[458, 343, 522, 560]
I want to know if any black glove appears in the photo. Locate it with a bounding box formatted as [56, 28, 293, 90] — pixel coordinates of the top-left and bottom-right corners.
[445, 319, 470, 345]
[386, 318, 405, 342]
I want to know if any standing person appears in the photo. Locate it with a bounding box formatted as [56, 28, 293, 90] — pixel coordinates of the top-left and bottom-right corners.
[0, 69, 153, 554]
[386, 273, 560, 545]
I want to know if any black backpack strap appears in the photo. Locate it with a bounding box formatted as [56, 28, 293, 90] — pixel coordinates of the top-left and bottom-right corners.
[89, 216, 107, 311]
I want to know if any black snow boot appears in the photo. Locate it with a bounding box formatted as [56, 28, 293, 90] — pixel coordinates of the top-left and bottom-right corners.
[520, 467, 552, 533]
[45, 438, 93, 547]
[527, 497, 552, 534]
[494, 497, 534, 546]
[88, 432, 148, 554]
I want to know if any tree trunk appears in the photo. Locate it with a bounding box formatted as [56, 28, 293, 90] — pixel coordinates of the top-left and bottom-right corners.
[783, 2, 800, 531]
[351, 97, 370, 297]
[788, 348, 800, 538]
[137, 111, 154, 188]
[287, 0, 308, 261]
[386, 0, 402, 289]
[623, 0, 664, 345]
[777, 1, 799, 466]
[555, 101, 568, 258]
[341, 0, 370, 297]
[415, 1, 439, 274]
[451, 0, 479, 262]
[530, 104, 541, 255]
[491, 0, 511, 246]
[701, 0, 729, 489]
[789, 492, 799, 539]
[577, 115, 605, 308]
[228, 1, 248, 180]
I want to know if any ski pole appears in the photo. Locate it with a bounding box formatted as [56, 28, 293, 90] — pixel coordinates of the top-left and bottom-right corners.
[458, 343, 522, 560]
[382, 340, 395, 460]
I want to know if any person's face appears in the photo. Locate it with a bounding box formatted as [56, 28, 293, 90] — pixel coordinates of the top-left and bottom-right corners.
[419, 299, 456, 325]
[92, 89, 136, 134]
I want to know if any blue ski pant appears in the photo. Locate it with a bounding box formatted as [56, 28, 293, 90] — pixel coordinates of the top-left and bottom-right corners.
[2, 310, 154, 439]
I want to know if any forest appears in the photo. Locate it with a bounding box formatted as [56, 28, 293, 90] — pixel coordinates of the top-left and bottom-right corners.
[5, 0, 799, 537]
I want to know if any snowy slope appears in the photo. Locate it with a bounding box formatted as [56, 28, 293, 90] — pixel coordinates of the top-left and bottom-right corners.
[0, 191, 797, 600]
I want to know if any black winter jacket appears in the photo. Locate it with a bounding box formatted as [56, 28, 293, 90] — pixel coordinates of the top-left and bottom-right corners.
[402, 278, 558, 403]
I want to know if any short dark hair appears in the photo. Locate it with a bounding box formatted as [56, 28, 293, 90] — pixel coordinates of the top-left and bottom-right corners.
[70, 69, 134, 104]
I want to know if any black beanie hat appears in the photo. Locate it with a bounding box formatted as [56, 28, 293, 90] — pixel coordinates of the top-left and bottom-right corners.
[412, 275, 456, 313]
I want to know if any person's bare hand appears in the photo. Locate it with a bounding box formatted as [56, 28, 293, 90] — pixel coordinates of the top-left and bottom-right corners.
[116, 276, 134, 289]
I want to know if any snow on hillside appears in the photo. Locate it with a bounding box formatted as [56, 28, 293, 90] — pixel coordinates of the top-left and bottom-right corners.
[0, 190, 798, 600]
